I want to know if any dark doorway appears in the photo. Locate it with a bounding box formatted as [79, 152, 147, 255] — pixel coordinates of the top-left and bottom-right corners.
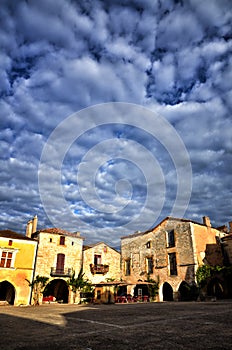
[207, 278, 224, 299]
[163, 282, 173, 301]
[44, 279, 69, 303]
[134, 284, 149, 297]
[0, 281, 15, 305]
[179, 281, 199, 301]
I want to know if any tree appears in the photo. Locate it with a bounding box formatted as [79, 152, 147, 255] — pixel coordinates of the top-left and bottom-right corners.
[67, 269, 92, 304]
[26, 275, 49, 305]
[145, 274, 159, 301]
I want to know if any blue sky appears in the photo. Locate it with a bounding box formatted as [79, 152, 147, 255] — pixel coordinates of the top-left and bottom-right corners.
[0, 0, 232, 246]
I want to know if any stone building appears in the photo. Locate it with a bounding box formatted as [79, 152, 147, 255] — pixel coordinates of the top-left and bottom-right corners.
[220, 222, 232, 266]
[29, 223, 84, 304]
[0, 230, 38, 305]
[121, 216, 225, 301]
[83, 242, 121, 303]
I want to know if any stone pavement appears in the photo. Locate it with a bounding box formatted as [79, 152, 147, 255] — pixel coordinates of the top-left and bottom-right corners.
[1, 301, 232, 349]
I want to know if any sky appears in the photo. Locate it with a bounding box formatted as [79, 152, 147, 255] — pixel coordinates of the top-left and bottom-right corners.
[0, 0, 232, 247]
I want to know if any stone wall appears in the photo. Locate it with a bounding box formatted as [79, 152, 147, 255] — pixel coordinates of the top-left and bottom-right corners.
[83, 242, 121, 284]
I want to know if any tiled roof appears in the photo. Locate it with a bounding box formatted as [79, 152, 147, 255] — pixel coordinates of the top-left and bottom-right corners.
[0, 230, 35, 241]
[35, 228, 84, 239]
[120, 216, 221, 239]
[83, 242, 120, 253]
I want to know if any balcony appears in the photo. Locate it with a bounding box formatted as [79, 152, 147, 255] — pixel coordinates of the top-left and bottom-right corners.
[90, 264, 109, 275]
[50, 267, 73, 277]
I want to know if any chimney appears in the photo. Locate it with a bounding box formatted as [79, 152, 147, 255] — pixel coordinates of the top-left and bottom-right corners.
[203, 216, 211, 227]
[32, 215, 38, 233]
[229, 221, 232, 233]
[73, 231, 80, 237]
[26, 220, 33, 238]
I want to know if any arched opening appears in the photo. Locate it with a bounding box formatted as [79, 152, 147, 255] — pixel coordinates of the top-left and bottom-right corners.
[44, 279, 69, 303]
[134, 284, 150, 301]
[163, 282, 173, 301]
[0, 281, 15, 305]
[207, 278, 224, 299]
[178, 281, 198, 301]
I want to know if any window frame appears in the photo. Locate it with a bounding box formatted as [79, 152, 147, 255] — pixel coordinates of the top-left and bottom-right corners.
[169, 252, 177, 276]
[167, 229, 175, 248]
[146, 257, 153, 274]
[125, 259, 131, 276]
[0, 249, 17, 269]
[59, 236, 65, 245]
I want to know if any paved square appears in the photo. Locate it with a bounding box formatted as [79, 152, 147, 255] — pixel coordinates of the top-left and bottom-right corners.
[1, 301, 232, 349]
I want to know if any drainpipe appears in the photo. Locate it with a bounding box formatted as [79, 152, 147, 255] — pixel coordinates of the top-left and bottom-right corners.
[29, 239, 39, 305]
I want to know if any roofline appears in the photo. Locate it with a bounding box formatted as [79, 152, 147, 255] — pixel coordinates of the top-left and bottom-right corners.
[32, 228, 84, 239]
[0, 230, 37, 241]
[83, 241, 120, 253]
[120, 216, 221, 240]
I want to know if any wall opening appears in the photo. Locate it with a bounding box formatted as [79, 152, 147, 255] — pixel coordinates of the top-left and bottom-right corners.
[163, 282, 173, 301]
[0, 281, 15, 305]
[44, 279, 69, 303]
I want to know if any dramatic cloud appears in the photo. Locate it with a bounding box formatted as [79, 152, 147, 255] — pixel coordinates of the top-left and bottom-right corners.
[0, 0, 232, 246]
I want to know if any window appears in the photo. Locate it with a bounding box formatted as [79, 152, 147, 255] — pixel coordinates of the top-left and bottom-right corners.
[8, 240, 13, 246]
[59, 236, 65, 245]
[49, 238, 52, 243]
[169, 253, 177, 276]
[72, 241, 74, 246]
[94, 254, 101, 265]
[56, 253, 65, 273]
[0, 251, 13, 268]
[125, 259, 131, 276]
[167, 229, 175, 247]
[147, 257, 153, 274]
[146, 241, 151, 248]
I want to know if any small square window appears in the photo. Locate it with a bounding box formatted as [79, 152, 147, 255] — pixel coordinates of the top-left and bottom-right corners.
[8, 240, 13, 246]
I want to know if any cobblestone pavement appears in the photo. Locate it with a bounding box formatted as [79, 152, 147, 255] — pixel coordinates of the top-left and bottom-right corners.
[1, 301, 232, 350]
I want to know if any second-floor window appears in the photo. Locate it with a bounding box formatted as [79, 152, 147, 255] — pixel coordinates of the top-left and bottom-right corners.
[125, 259, 131, 276]
[169, 253, 177, 276]
[167, 229, 175, 247]
[56, 253, 65, 273]
[94, 254, 102, 265]
[147, 257, 153, 274]
[59, 236, 65, 245]
[0, 251, 13, 268]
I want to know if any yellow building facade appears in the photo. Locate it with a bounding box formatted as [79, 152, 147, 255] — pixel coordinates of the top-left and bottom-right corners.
[0, 230, 38, 306]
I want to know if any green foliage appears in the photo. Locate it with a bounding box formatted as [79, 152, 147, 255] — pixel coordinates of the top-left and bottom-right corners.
[145, 274, 159, 301]
[196, 265, 225, 287]
[26, 275, 49, 305]
[196, 265, 212, 287]
[67, 268, 90, 293]
[26, 275, 49, 289]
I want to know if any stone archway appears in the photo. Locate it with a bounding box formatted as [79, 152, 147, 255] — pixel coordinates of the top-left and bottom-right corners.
[207, 278, 224, 299]
[178, 281, 199, 301]
[0, 281, 15, 305]
[44, 279, 69, 303]
[163, 282, 173, 301]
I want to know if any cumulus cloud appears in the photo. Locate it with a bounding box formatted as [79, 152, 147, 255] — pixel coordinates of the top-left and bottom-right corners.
[0, 0, 232, 246]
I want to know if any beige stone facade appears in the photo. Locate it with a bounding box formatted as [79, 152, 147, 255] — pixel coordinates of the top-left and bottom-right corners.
[83, 242, 121, 284]
[31, 228, 84, 303]
[121, 216, 225, 301]
[83, 242, 121, 303]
